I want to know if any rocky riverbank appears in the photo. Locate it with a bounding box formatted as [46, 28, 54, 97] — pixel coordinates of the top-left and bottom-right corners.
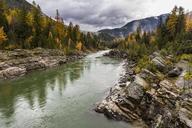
[95, 50, 192, 128]
[0, 48, 85, 80]
[103, 49, 129, 59]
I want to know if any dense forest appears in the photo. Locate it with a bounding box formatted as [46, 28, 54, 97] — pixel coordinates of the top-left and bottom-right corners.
[0, 1, 102, 54]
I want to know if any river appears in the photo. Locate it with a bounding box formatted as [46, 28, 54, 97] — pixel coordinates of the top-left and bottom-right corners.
[0, 51, 131, 128]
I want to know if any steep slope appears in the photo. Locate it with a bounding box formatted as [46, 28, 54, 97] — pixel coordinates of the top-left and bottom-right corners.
[3, 0, 32, 9]
[99, 14, 168, 37]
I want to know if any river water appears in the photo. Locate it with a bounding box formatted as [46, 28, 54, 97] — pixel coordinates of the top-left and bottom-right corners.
[0, 51, 131, 128]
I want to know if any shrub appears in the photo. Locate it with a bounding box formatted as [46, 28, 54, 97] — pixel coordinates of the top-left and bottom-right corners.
[184, 72, 192, 80]
[135, 55, 157, 74]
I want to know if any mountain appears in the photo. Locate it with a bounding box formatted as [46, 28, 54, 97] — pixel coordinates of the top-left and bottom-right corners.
[3, 0, 33, 9]
[99, 14, 169, 38]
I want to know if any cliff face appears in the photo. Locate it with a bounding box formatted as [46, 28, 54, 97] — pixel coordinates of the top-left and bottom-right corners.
[95, 51, 192, 128]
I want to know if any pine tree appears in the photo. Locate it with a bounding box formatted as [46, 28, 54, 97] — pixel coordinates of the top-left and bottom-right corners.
[156, 16, 168, 48]
[176, 7, 186, 34]
[14, 7, 32, 48]
[31, 4, 42, 47]
[135, 26, 141, 42]
[0, 1, 8, 32]
[55, 9, 60, 22]
[142, 31, 150, 45]
[73, 25, 81, 42]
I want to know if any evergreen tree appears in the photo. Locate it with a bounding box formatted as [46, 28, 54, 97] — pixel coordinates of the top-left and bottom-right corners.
[55, 9, 60, 22]
[0, 1, 8, 32]
[176, 7, 186, 34]
[14, 7, 32, 48]
[156, 16, 168, 48]
[135, 26, 141, 42]
[31, 4, 42, 47]
[142, 31, 150, 45]
[73, 25, 81, 42]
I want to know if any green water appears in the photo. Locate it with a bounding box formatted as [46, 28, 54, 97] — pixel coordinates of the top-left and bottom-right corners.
[0, 51, 131, 128]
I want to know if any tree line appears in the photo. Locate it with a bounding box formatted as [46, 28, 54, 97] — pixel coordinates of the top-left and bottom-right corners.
[116, 6, 192, 60]
[0, 1, 102, 54]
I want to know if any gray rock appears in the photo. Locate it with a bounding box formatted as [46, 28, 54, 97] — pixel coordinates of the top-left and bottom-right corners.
[0, 67, 26, 79]
[119, 83, 126, 87]
[139, 69, 158, 83]
[179, 108, 192, 128]
[168, 67, 183, 77]
[124, 79, 145, 101]
[104, 50, 128, 59]
[96, 53, 192, 128]
[0, 49, 84, 79]
[152, 56, 166, 72]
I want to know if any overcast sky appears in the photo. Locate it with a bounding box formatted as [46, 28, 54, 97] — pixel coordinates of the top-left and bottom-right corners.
[26, 0, 192, 31]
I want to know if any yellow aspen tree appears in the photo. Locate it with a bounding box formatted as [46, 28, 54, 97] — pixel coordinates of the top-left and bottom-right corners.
[166, 6, 178, 36]
[186, 17, 192, 32]
[76, 41, 82, 51]
[40, 16, 48, 30]
[0, 27, 7, 43]
[55, 37, 62, 49]
[26, 12, 34, 26]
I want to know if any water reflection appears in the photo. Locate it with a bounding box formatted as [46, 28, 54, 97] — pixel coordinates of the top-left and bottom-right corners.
[0, 51, 126, 128]
[0, 59, 87, 119]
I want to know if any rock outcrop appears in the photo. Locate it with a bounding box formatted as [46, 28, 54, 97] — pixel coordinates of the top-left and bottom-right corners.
[0, 48, 84, 79]
[95, 52, 192, 128]
[103, 49, 128, 59]
[168, 67, 183, 77]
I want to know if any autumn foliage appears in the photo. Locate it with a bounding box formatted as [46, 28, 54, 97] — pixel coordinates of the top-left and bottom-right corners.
[0, 1, 102, 52]
[116, 6, 192, 59]
[0, 27, 7, 42]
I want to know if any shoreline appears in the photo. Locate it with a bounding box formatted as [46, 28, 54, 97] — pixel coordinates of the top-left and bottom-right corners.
[95, 50, 192, 128]
[0, 48, 86, 80]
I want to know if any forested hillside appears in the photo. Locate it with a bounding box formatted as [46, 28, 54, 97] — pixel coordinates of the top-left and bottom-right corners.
[113, 6, 192, 60]
[0, 0, 102, 54]
[3, 0, 32, 9]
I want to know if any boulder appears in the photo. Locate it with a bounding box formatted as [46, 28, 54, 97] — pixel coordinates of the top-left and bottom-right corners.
[0, 67, 26, 79]
[168, 67, 183, 77]
[179, 108, 192, 128]
[139, 69, 158, 83]
[134, 75, 149, 90]
[25, 61, 46, 71]
[152, 56, 166, 72]
[124, 78, 145, 101]
[104, 50, 128, 59]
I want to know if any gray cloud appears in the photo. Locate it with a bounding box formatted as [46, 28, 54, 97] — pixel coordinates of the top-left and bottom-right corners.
[27, 0, 192, 31]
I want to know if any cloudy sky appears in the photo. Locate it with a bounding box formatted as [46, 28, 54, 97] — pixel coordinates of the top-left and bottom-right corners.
[26, 0, 192, 31]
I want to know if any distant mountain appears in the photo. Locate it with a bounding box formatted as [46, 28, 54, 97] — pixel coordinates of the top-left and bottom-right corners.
[99, 14, 169, 37]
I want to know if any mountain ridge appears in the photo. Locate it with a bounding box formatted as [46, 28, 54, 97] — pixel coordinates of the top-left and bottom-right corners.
[3, 0, 33, 9]
[99, 14, 169, 37]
